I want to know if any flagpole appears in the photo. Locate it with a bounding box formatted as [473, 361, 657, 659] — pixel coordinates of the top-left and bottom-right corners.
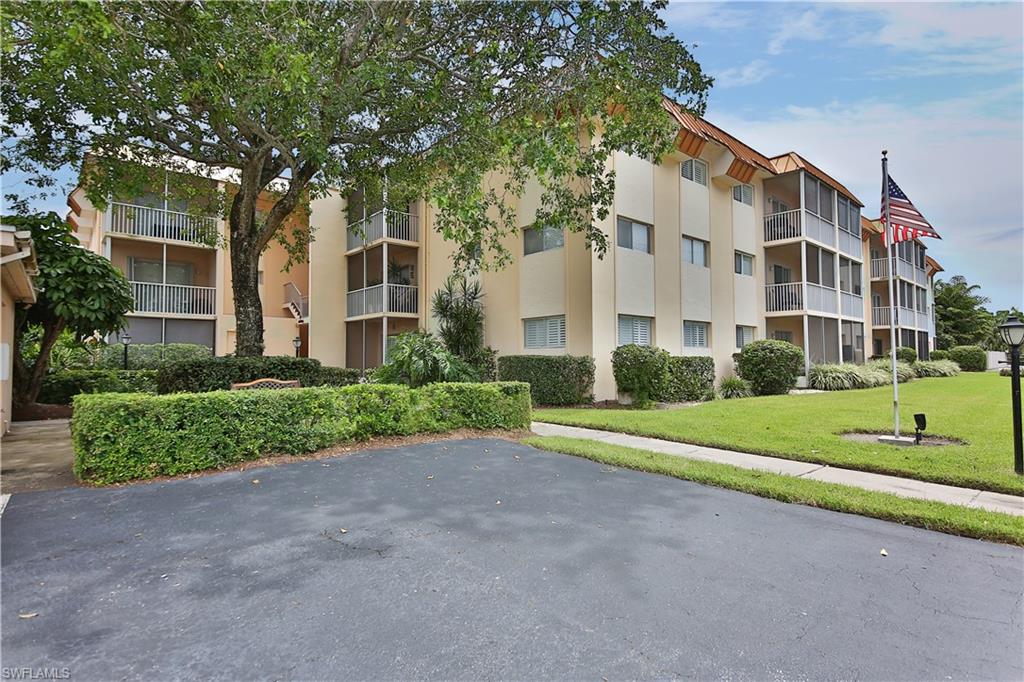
[882, 150, 900, 437]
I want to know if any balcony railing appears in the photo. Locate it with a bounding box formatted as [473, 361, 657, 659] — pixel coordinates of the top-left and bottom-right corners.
[838, 229, 862, 259]
[346, 283, 418, 318]
[871, 306, 929, 329]
[872, 306, 891, 327]
[840, 291, 864, 319]
[806, 282, 838, 314]
[763, 209, 835, 247]
[131, 281, 216, 317]
[346, 209, 419, 250]
[871, 257, 889, 279]
[871, 256, 927, 284]
[284, 282, 309, 319]
[109, 202, 218, 245]
[765, 282, 803, 313]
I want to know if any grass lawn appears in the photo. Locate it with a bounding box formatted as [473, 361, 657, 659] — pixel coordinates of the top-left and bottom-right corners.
[535, 373, 1024, 496]
[524, 436, 1024, 546]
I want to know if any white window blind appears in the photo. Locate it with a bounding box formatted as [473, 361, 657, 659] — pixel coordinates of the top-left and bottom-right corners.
[683, 236, 709, 267]
[524, 315, 566, 349]
[683, 320, 709, 348]
[616, 217, 652, 254]
[732, 184, 753, 206]
[681, 159, 708, 186]
[524, 225, 564, 255]
[617, 315, 652, 346]
[734, 251, 753, 276]
[735, 325, 755, 348]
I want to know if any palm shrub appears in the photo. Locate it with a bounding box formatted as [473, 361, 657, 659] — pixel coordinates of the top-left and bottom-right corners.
[858, 363, 892, 387]
[896, 346, 918, 364]
[718, 376, 752, 399]
[867, 360, 916, 383]
[948, 345, 986, 371]
[371, 330, 477, 387]
[611, 344, 669, 408]
[736, 339, 804, 395]
[912, 360, 961, 377]
[808, 364, 864, 391]
[431, 275, 494, 378]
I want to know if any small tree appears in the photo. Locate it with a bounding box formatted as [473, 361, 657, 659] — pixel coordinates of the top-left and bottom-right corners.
[7, 213, 133, 406]
[371, 331, 476, 388]
[432, 275, 486, 360]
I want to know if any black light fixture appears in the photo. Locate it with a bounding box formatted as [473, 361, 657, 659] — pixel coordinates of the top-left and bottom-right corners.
[293, 335, 302, 358]
[121, 334, 132, 370]
[913, 413, 926, 446]
[998, 315, 1024, 474]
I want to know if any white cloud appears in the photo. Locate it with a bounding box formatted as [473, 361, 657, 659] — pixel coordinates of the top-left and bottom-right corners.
[766, 10, 824, 55]
[662, 1, 753, 32]
[713, 59, 774, 88]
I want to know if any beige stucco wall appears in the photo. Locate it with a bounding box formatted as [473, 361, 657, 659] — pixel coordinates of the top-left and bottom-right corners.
[307, 190, 347, 366]
[1, 285, 13, 433]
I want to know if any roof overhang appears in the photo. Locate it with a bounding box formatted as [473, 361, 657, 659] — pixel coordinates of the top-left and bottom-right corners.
[0, 226, 39, 304]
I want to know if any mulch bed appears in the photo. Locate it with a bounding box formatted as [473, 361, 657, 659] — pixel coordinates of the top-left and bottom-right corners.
[840, 431, 965, 447]
[13, 403, 72, 421]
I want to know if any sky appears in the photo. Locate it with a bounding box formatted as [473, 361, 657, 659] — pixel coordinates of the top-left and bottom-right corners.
[663, 0, 1023, 310]
[3, 1, 1021, 310]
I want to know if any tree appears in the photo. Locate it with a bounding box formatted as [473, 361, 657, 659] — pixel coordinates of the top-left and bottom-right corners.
[933, 275, 994, 350]
[2, 1, 710, 356]
[986, 307, 1023, 351]
[5, 213, 133, 406]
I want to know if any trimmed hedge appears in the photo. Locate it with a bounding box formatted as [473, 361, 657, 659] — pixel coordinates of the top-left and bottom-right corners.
[72, 382, 531, 484]
[656, 356, 716, 402]
[496, 355, 594, 405]
[156, 356, 359, 393]
[737, 340, 805, 395]
[95, 343, 212, 369]
[39, 370, 158, 405]
[896, 346, 918, 364]
[948, 345, 986, 372]
[612, 344, 669, 408]
[930, 349, 950, 361]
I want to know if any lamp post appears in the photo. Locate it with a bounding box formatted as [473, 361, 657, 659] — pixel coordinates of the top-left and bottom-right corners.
[293, 335, 302, 358]
[998, 315, 1024, 475]
[121, 334, 132, 370]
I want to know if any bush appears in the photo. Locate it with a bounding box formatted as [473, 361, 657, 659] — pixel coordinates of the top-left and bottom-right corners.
[1000, 366, 1021, 377]
[736, 340, 804, 396]
[656, 356, 715, 402]
[497, 355, 594, 406]
[71, 382, 531, 484]
[156, 356, 358, 393]
[948, 345, 986, 372]
[867, 360, 916, 383]
[95, 342, 212, 369]
[930, 349, 949, 361]
[896, 346, 918, 364]
[612, 344, 669, 408]
[370, 331, 477, 387]
[912, 360, 961, 378]
[808, 364, 865, 391]
[718, 376, 752, 399]
[39, 369, 158, 404]
[471, 346, 498, 383]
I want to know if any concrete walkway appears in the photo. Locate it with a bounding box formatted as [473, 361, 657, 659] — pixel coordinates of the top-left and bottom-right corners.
[1, 419, 76, 494]
[532, 422, 1024, 517]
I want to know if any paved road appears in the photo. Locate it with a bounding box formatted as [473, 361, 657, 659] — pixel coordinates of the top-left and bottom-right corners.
[3, 439, 1022, 680]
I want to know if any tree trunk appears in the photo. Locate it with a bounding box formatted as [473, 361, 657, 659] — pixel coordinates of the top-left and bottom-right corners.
[230, 235, 265, 357]
[12, 318, 65, 407]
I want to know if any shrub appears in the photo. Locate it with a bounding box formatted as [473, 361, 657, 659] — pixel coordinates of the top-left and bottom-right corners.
[930, 349, 949, 361]
[156, 356, 357, 393]
[867, 360, 916, 383]
[39, 369, 158, 404]
[656, 356, 715, 402]
[858, 363, 892, 387]
[370, 331, 477, 387]
[497, 355, 594, 405]
[808, 364, 864, 391]
[71, 382, 531, 484]
[896, 346, 918, 364]
[718, 376, 752, 399]
[96, 342, 213, 369]
[1000, 366, 1021, 377]
[948, 345, 986, 372]
[912, 360, 961, 378]
[612, 344, 669, 408]
[736, 340, 804, 396]
[471, 346, 498, 382]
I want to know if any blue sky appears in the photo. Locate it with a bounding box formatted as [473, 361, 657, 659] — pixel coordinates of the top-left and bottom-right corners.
[3, 2, 1021, 310]
[664, 1, 1023, 310]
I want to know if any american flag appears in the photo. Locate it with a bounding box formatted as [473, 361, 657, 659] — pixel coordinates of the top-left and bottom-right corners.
[882, 176, 941, 245]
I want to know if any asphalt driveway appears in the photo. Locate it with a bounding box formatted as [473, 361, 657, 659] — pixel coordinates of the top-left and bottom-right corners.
[3, 438, 1022, 680]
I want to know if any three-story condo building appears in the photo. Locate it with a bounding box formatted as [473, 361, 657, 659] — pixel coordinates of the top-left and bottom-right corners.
[67, 100, 941, 400]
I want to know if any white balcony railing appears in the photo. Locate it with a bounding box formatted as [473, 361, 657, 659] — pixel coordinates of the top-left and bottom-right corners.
[871, 256, 927, 285]
[346, 284, 419, 318]
[871, 257, 889, 279]
[841, 291, 864, 319]
[763, 209, 802, 243]
[109, 202, 218, 245]
[806, 282, 838, 314]
[131, 281, 216, 317]
[346, 209, 419, 250]
[803, 212, 836, 247]
[838, 229, 861, 259]
[872, 306, 891, 327]
[765, 282, 803, 313]
[872, 305, 929, 329]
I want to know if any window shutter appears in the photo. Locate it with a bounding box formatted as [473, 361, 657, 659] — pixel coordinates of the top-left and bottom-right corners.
[548, 316, 566, 348]
[636, 317, 651, 346]
[733, 184, 753, 205]
[681, 159, 693, 181]
[694, 160, 708, 186]
[618, 316, 631, 345]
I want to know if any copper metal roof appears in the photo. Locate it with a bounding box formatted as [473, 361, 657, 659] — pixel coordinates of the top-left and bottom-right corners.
[661, 99, 776, 175]
[770, 152, 864, 207]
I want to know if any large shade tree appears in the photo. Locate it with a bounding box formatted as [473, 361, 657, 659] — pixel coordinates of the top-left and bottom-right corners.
[2, 0, 711, 355]
[932, 275, 995, 350]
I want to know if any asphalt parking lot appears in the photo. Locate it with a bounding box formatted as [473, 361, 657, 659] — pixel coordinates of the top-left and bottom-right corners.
[3, 438, 1022, 680]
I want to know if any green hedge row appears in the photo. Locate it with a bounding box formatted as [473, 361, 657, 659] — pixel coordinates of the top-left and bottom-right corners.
[156, 356, 360, 393]
[95, 343, 212, 369]
[39, 370, 158, 405]
[948, 345, 986, 372]
[496, 355, 594, 405]
[657, 356, 716, 402]
[72, 382, 531, 484]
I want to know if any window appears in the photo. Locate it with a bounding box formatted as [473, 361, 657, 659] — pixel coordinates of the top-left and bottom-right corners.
[806, 245, 835, 287]
[734, 251, 754, 276]
[523, 224, 563, 255]
[838, 196, 861, 236]
[773, 330, 794, 343]
[770, 264, 792, 284]
[841, 321, 865, 364]
[684, 320, 710, 348]
[916, 243, 927, 269]
[803, 175, 835, 222]
[732, 184, 753, 206]
[524, 315, 565, 349]
[681, 158, 708, 186]
[839, 257, 861, 295]
[683, 236, 709, 267]
[128, 258, 193, 285]
[618, 315, 652, 346]
[616, 217, 652, 254]
[767, 196, 789, 215]
[736, 325, 755, 349]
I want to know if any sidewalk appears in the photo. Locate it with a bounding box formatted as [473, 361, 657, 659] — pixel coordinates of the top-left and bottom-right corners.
[531, 422, 1024, 517]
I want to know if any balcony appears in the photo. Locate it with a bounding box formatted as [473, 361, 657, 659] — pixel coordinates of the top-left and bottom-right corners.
[763, 209, 836, 248]
[871, 306, 929, 329]
[346, 209, 419, 251]
[346, 283, 418, 318]
[765, 282, 838, 315]
[130, 281, 216, 317]
[870, 257, 927, 285]
[108, 202, 218, 246]
[840, 291, 864, 319]
[283, 282, 309, 321]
